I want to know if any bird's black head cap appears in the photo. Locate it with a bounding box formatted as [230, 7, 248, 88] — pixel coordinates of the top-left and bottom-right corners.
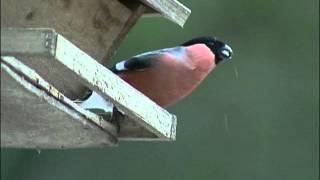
[181, 36, 233, 64]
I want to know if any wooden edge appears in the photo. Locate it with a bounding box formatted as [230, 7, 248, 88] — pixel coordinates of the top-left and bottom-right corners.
[119, 113, 177, 141]
[1, 28, 56, 56]
[118, 0, 160, 17]
[140, 5, 162, 17]
[1, 56, 118, 137]
[140, 0, 191, 27]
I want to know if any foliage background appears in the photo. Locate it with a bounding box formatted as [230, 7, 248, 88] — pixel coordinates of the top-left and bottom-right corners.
[1, 0, 319, 179]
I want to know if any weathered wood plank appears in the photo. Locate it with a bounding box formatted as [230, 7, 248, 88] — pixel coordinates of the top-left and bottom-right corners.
[1, 57, 117, 148]
[0, 28, 56, 56]
[140, 0, 191, 27]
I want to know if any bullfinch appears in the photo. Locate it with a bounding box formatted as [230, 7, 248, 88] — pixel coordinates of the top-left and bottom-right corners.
[79, 36, 232, 111]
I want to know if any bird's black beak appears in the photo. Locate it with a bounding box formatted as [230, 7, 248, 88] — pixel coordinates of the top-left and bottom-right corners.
[216, 44, 233, 64]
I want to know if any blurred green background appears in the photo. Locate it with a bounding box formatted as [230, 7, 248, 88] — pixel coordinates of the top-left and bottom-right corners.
[1, 0, 319, 179]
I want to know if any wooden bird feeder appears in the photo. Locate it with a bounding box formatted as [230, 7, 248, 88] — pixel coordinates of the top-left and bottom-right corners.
[0, 0, 191, 148]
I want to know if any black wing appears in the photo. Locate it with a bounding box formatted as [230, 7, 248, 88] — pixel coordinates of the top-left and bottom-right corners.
[110, 52, 160, 74]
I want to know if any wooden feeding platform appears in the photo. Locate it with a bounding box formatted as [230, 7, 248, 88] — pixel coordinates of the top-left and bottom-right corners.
[0, 0, 191, 148]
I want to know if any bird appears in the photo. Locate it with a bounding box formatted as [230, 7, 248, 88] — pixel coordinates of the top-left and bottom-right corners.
[79, 36, 233, 111]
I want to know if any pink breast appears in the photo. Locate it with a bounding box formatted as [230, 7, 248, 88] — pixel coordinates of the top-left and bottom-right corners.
[120, 45, 215, 107]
